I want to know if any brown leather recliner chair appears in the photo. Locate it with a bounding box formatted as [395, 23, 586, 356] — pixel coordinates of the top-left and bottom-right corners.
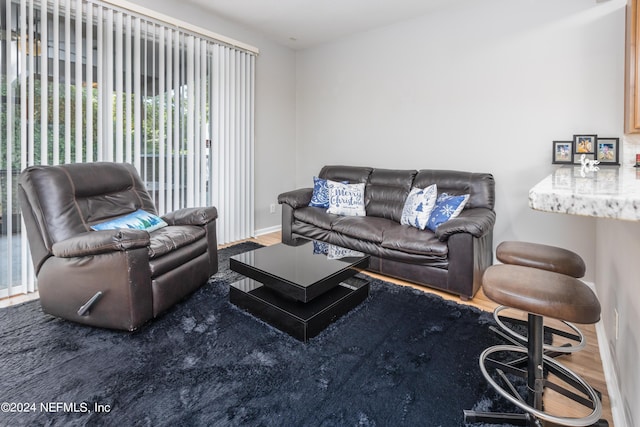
[18, 162, 218, 331]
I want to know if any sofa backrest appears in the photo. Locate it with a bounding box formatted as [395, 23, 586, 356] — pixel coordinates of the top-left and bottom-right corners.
[19, 162, 156, 272]
[413, 170, 495, 210]
[317, 165, 495, 220]
[318, 165, 372, 184]
[365, 168, 417, 222]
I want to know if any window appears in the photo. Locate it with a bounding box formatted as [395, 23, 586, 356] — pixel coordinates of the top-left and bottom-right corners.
[0, 0, 255, 296]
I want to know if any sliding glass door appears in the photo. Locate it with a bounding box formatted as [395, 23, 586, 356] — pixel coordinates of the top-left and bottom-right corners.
[0, 0, 255, 297]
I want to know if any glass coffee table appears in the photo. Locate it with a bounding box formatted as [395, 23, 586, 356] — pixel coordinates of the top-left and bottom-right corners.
[229, 240, 370, 342]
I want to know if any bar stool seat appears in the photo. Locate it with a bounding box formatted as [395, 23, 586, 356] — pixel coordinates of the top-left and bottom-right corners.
[493, 241, 589, 353]
[464, 264, 605, 427]
[496, 241, 586, 279]
[484, 264, 600, 324]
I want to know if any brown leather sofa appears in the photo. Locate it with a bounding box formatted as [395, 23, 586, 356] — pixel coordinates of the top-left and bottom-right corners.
[278, 166, 495, 299]
[19, 162, 218, 331]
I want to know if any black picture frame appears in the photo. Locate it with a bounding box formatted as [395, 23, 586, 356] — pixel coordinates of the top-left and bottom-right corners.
[552, 141, 573, 164]
[595, 137, 620, 165]
[573, 134, 597, 155]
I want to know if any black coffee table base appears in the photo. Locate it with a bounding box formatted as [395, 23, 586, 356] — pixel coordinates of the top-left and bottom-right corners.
[230, 276, 369, 342]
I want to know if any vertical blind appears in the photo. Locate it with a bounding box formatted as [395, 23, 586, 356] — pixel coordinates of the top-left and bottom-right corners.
[0, 0, 255, 297]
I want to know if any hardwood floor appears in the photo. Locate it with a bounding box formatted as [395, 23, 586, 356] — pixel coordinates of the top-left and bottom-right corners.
[1, 230, 614, 425]
[252, 231, 614, 426]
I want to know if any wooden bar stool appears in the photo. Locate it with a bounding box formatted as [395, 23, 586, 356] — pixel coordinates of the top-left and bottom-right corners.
[493, 241, 587, 354]
[464, 264, 606, 427]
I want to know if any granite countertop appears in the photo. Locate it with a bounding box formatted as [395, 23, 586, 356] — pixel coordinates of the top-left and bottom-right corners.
[528, 166, 640, 221]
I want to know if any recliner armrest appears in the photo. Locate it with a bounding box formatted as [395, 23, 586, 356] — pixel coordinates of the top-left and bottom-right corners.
[434, 208, 496, 241]
[278, 188, 313, 209]
[52, 229, 151, 258]
[162, 206, 218, 226]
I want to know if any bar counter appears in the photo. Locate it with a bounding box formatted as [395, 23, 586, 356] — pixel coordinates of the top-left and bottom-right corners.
[528, 166, 640, 221]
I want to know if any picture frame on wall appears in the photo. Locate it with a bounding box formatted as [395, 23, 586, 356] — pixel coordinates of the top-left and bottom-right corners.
[573, 134, 597, 155]
[596, 137, 620, 165]
[552, 141, 574, 164]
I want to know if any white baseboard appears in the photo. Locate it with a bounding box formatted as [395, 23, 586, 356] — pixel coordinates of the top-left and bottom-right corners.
[254, 225, 281, 237]
[595, 318, 627, 427]
[584, 281, 628, 427]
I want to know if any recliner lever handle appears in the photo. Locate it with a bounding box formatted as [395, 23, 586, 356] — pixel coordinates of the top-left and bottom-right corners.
[77, 291, 104, 316]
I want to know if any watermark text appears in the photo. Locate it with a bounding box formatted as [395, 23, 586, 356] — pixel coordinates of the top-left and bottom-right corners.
[1, 401, 111, 414]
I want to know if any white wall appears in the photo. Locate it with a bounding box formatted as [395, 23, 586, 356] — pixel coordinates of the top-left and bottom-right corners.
[124, 0, 298, 233]
[296, 0, 626, 282]
[596, 219, 640, 425]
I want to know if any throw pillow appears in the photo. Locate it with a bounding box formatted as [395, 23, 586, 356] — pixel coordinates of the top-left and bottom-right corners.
[91, 209, 168, 233]
[309, 176, 331, 208]
[326, 181, 366, 216]
[309, 176, 349, 208]
[426, 193, 470, 232]
[400, 184, 438, 230]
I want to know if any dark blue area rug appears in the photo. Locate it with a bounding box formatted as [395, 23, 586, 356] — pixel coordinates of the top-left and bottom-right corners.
[0, 242, 512, 426]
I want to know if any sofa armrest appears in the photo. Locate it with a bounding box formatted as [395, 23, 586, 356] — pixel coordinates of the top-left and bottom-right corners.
[434, 208, 496, 241]
[163, 206, 218, 226]
[278, 188, 313, 209]
[52, 229, 150, 258]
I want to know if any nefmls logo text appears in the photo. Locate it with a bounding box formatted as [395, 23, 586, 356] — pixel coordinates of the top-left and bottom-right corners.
[40, 402, 90, 413]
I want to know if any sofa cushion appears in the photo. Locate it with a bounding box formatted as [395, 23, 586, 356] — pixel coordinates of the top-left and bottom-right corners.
[331, 216, 395, 244]
[291, 226, 449, 265]
[381, 225, 448, 257]
[294, 206, 336, 230]
[400, 184, 437, 230]
[148, 225, 206, 259]
[327, 181, 366, 216]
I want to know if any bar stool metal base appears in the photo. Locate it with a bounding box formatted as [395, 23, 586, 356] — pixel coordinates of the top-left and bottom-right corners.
[463, 409, 532, 426]
[493, 305, 586, 354]
[464, 313, 606, 427]
[468, 344, 602, 426]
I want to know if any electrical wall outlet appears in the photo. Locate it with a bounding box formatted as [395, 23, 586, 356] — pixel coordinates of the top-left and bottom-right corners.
[269, 203, 276, 214]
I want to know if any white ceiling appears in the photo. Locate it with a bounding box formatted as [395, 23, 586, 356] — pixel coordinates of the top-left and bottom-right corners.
[182, 0, 462, 49]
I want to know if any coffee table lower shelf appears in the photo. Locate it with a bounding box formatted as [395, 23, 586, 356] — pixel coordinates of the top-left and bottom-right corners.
[229, 276, 369, 342]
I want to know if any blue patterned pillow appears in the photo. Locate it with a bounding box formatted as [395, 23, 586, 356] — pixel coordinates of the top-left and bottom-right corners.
[309, 176, 331, 208]
[91, 209, 168, 233]
[309, 176, 349, 208]
[400, 184, 438, 230]
[326, 181, 366, 216]
[426, 193, 470, 232]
